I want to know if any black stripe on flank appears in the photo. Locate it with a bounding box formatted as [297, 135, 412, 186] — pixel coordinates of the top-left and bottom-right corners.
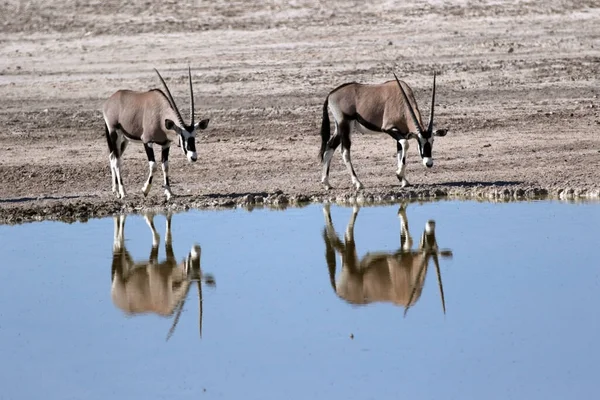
[115, 123, 141, 141]
[354, 113, 383, 133]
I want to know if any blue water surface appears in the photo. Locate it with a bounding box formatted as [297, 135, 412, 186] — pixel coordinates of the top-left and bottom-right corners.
[0, 200, 599, 400]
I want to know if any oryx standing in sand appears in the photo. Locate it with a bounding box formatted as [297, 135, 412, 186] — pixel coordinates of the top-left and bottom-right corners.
[322, 204, 452, 315]
[111, 213, 216, 340]
[319, 73, 448, 190]
[102, 68, 210, 200]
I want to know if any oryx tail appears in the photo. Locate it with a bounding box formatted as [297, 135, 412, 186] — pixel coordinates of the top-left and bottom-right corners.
[319, 97, 330, 162]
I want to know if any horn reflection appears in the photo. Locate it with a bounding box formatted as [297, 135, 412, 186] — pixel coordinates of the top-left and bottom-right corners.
[322, 204, 453, 316]
[110, 213, 216, 340]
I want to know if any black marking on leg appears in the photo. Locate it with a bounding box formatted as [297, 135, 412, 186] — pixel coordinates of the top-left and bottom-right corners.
[144, 143, 155, 162]
[327, 134, 341, 150]
[165, 177, 170, 187]
[162, 147, 170, 162]
[341, 133, 352, 150]
[397, 142, 407, 165]
[148, 176, 153, 184]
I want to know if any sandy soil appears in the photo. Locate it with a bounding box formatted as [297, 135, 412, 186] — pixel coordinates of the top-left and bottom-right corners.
[0, 0, 599, 223]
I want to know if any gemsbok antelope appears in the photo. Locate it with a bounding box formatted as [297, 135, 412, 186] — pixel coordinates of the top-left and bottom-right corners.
[319, 73, 448, 190]
[111, 213, 216, 340]
[102, 68, 210, 200]
[322, 204, 452, 315]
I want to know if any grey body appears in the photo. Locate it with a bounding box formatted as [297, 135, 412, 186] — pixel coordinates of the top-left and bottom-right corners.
[322, 204, 452, 315]
[102, 68, 209, 200]
[111, 213, 215, 340]
[319, 74, 448, 190]
[103, 89, 180, 146]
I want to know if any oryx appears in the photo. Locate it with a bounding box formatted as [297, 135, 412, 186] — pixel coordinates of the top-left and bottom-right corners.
[322, 204, 452, 315]
[111, 213, 216, 340]
[102, 68, 210, 200]
[319, 73, 448, 190]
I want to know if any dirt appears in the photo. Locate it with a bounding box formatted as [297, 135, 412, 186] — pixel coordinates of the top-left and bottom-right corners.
[1, 0, 599, 224]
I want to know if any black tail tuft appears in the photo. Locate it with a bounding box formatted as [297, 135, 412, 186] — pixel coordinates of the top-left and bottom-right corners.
[319, 97, 330, 162]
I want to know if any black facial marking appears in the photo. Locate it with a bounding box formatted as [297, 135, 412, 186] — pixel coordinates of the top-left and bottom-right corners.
[187, 137, 196, 152]
[423, 142, 432, 158]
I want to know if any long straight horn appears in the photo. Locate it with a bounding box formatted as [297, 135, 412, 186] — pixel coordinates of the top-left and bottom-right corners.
[427, 72, 436, 134]
[154, 68, 185, 127]
[393, 73, 423, 135]
[433, 253, 446, 314]
[188, 66, 194, 127]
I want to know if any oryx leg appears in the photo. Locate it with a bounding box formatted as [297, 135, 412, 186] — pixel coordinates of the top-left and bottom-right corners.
[106, 129, 127, 198]
[161, 145, 174, 200]
[142, 143, 157, 197]
[165, 213, 173, 246]
[321, 125, 342, 190]
[345, 205, 359, 243]
[113, 133, 128, 199]
[396, 139, 410, 187]
[143, 213, 160, 264]
[113, 214, 126, 253]
[340, 122, 363, 190]
[398, 203, 413, 251]
[322, 204, 334, 235]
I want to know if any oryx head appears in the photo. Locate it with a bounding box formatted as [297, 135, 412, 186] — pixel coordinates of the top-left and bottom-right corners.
[155, 67, 210, 163]
[394, 72, 448, 168]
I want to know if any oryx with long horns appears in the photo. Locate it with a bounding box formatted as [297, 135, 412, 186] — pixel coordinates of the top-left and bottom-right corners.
[322, 204, 453, 316]
[319, 73, 448, 190]
[111, 213, 216, 340]
[102, 68, 210, 200]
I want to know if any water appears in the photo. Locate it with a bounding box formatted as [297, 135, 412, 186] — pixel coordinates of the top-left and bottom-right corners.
[0, 201, 599, 400]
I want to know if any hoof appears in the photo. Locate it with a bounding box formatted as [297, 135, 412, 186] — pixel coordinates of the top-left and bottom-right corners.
[397, 177, 411, 188]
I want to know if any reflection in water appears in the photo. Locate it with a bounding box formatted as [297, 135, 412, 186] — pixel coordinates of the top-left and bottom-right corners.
[323, 204, 453, 315]
[111, 213, 215, 340]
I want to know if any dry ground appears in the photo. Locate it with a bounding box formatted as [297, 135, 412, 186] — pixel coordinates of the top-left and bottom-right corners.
[0, 0, 599, 223]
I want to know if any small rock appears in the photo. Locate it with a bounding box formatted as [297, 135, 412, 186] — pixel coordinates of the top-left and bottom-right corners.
[483, 144, 491, 148]
[507, 47, 514, 53]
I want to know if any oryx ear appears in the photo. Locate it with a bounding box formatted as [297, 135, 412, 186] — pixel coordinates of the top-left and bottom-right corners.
[434, 129, 448, 137]
[165, 119, 176, 131]
[196, 119, 210, 130]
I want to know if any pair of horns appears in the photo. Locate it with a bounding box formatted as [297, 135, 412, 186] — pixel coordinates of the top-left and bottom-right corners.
[393, 72, 436, 136]
[154, 67, 195, 128]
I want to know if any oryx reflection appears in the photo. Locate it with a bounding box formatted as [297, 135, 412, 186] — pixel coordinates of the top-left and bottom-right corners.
[111, 213, 215, 340]
[322, 204, 452, 315]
